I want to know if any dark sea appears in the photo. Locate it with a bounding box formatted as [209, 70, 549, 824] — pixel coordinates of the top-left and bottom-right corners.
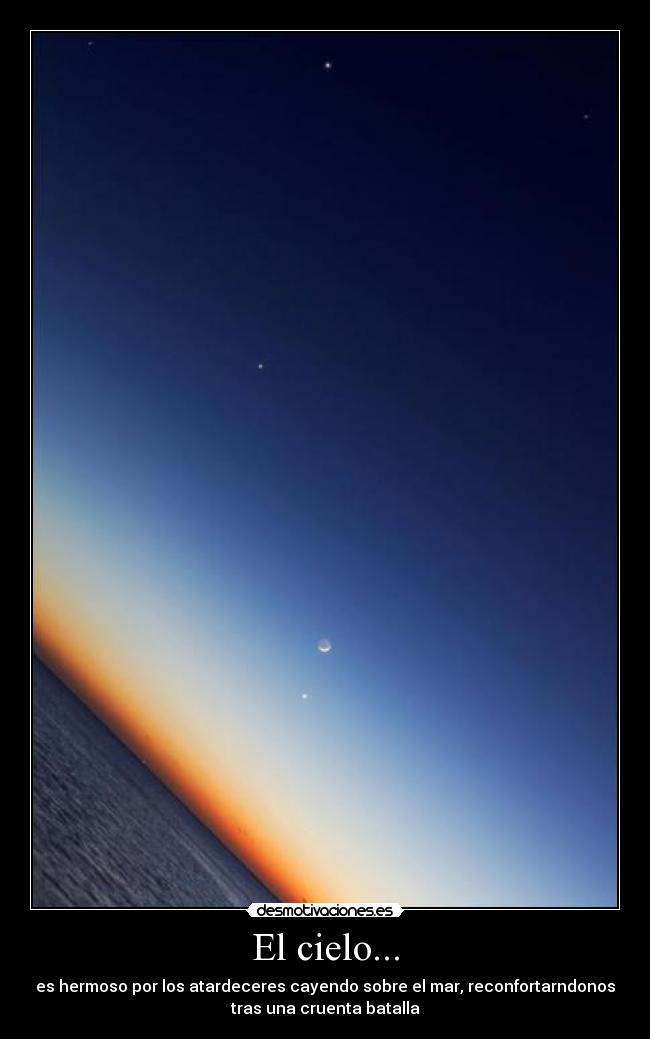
[32, 658, 278, 908]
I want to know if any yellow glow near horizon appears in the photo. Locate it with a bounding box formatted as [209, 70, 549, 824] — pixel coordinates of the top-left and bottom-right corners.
[34, 584, 336, 903]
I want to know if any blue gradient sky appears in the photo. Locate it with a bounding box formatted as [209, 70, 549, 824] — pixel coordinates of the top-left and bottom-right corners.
[34, 31, 617, 905]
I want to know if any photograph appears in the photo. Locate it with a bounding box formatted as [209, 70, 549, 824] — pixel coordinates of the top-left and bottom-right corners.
[32, 30, 618, 912]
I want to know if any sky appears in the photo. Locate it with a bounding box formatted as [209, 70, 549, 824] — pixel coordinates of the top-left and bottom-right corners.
[33, 31, 618, 906]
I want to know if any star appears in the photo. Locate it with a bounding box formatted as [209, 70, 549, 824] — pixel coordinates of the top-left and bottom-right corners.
[324, 61, 333, 71]
[257, 363, 264, 370]
[583, 113, 590, 120]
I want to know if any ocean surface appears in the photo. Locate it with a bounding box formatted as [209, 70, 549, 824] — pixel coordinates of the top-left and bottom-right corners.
[32, 658, 278, 908]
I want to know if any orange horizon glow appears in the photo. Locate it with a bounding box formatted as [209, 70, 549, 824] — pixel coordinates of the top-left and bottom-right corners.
[34, 596, 333, 904]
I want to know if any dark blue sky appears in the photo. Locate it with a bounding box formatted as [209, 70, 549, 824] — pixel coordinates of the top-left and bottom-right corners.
[35, 31, 618, 905]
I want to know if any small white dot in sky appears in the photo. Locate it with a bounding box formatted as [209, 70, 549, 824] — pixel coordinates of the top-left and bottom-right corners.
[583, 113, 590, 120]
[257, 363, 264, 370]
[317, 638, 332, 654]
[324, 61, 333, 71]
[301, 693, 309, 700]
